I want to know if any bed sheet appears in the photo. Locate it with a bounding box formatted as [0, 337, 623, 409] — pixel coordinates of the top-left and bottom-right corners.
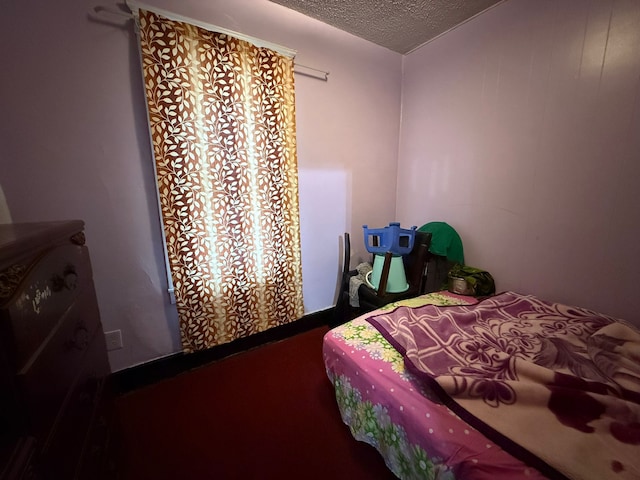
[323, 292, 547, 480]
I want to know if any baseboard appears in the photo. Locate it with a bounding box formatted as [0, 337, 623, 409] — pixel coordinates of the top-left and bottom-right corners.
[111, 308, 334, 395]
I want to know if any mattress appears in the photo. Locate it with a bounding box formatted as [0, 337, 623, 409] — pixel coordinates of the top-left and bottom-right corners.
[323, 291, 548, 480]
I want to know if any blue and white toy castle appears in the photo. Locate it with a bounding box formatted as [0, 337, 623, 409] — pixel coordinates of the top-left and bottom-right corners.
[362, 222, 417, 293]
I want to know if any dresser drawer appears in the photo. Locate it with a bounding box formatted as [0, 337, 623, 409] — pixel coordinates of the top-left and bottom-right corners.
[0, 221, 111, 480]
[16, 288, 102, 436]
[36, 332, 110, 480]
[1, 244, 94, 372]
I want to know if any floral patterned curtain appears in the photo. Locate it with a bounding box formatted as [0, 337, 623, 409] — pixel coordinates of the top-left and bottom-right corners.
[138, 10, 304, 352]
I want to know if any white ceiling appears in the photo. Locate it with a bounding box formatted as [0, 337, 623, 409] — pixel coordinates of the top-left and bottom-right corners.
[269, 0, 505, 54]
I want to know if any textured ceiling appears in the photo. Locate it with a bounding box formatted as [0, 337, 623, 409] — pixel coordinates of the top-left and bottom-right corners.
[269, 0, 505, 54]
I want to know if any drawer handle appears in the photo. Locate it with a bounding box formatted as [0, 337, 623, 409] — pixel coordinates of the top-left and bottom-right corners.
[64, 271, 78, 290]
[50, 265, 78, 292]
[64, 324, 89, 351]
[77, 375, 100, 409]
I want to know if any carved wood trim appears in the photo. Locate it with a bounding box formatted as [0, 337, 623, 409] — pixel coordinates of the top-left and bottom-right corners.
[0, 264, 27, 300]
[70, 232, 86, 246]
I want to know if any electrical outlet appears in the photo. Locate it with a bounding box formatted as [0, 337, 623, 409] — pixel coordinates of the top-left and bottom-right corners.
[104, 329, 123, 351]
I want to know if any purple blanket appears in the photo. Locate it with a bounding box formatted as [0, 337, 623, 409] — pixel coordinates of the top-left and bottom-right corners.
[367, 291, 640, 480]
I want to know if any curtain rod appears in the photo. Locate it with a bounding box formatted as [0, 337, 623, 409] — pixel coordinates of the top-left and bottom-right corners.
[127, 0, 296, 57]
[91, 4, 329, 81]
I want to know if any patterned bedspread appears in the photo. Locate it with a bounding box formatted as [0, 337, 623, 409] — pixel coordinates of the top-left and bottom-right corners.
[324, 292, 550, 480]
[367, 291, 640, 480]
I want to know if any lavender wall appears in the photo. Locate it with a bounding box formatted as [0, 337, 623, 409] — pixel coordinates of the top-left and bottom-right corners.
[4, 0, 636, 371]
[0, 0, 402, 370]
[397, 0, 640, 324]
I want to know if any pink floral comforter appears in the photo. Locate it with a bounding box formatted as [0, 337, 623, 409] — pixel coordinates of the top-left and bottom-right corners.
[324, 292, 549, 480]
[367, 291, 640, 480]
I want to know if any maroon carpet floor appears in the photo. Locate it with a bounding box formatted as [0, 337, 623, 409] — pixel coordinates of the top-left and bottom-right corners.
[114, 326, 398, 479]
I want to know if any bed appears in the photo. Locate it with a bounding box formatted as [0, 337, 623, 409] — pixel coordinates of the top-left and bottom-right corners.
[323, 291, 640, 480]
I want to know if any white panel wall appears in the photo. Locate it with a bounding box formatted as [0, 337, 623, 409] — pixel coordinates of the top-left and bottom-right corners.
[397, 0, 640, 324]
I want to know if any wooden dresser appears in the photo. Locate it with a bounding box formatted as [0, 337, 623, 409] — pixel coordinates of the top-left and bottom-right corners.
[0, 221, 112, 479]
